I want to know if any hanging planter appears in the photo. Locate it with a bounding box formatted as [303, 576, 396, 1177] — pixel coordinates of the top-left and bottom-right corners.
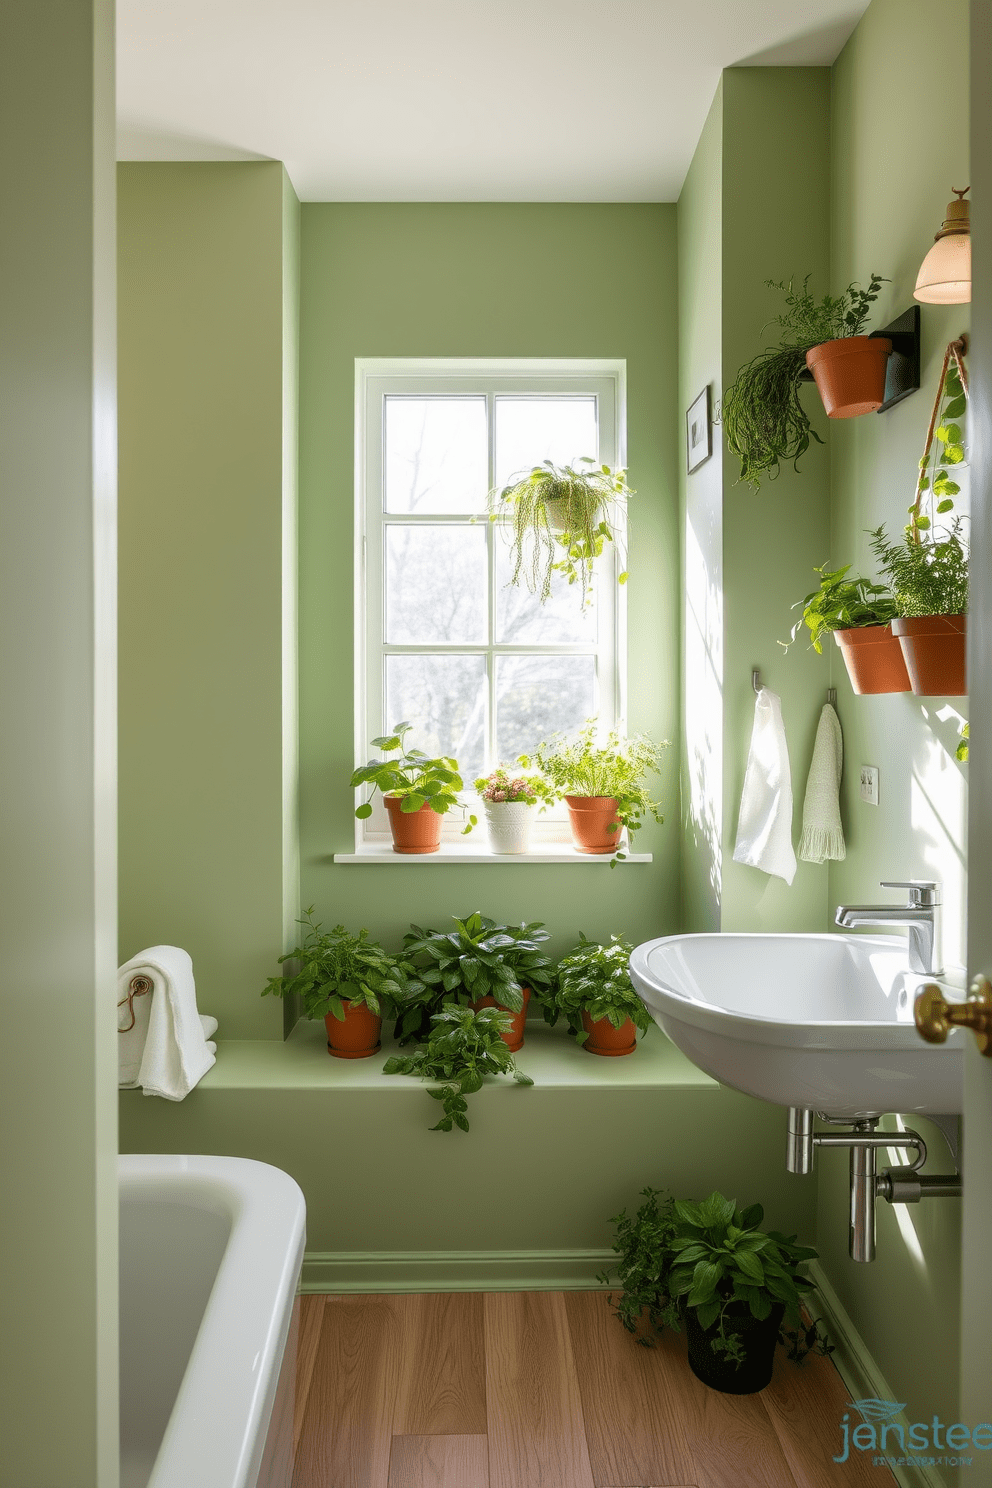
[832, 624, 911, 694]
[892, 615, 967, 696]
[805, 335, 892, 418]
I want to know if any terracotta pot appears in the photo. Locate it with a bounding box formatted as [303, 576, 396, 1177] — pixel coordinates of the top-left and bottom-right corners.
[564, 795, 623, 854]
[805, 336, 892, 418]
[324, 1000, 382, 1059]
[469, 986, 531, 1052]
[581, 1009, 637, 1057]
[683, 1301, 785, 1395]
[384, 793, 444, 854]
[483, 800, 534, 854]
[892, 614, 967, 696]
[833, 624, 911, 694]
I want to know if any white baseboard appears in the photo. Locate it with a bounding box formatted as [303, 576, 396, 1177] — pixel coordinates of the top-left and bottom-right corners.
[300, 1247, 616, 1294]
[808, 1261, 947, 1488]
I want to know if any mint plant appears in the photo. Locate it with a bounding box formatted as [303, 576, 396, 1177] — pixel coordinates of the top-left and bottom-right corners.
[261, 909, 413, 1021]
[550, 933, 650, 1039]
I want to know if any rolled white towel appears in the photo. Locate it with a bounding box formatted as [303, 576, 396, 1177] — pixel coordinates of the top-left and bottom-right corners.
[118, 946, 217, 1100]
[733, 686, 797, 885]
[799, 703, 846, 864]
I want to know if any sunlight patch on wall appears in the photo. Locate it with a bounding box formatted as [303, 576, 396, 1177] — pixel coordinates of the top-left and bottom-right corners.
[685, 510, 723, 907]
[911, 733, 967, 973]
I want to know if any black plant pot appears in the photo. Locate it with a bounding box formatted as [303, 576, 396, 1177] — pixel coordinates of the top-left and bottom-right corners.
[683, 1301, 785, 1395]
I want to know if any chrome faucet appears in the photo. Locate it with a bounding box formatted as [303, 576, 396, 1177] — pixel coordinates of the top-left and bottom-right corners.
[835, 880, 943, 977]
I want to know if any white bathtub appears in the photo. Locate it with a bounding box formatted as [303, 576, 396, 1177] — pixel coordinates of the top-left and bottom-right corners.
[119, 1155, 306, 1488]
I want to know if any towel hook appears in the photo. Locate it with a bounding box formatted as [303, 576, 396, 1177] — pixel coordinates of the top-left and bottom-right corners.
[752, 668, 762, 694]
[118, 974, 152, 1033]
[827, 686, 837, 706]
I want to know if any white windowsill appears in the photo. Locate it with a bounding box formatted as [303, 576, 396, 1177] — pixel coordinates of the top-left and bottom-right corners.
[333, 841, 652, 865]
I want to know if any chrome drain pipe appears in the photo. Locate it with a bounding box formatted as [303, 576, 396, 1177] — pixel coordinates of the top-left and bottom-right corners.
[785, 1113, 960, 1262]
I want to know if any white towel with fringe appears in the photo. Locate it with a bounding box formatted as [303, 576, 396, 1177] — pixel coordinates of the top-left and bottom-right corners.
[733, 687, 797, 885]
[799, 702, 846, 864]
[118, 945, 217, 1100]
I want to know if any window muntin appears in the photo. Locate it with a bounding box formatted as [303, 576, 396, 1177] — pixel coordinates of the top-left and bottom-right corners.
[358, 361, 626, 844]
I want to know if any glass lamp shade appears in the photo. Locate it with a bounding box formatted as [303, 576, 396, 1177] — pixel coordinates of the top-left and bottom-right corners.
[914, 230, 971, 304]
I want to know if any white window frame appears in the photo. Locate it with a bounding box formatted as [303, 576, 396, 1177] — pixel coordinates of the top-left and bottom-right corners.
[353, 357, 628, 849]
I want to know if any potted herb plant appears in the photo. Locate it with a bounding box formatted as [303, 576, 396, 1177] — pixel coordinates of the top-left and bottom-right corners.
[261, 909, 410, 1059]
[402, 912, 554, 1051]
[350, 721, 475, 854]
[722, 273, 888, 490]
[784, 563, 909, 694]
[551, 933, 650, 1056]
[489, 457, 632, 604]
[474, 767, 544, 854]
[599, 1187, 822, 1395]
[522, 721, 666, 858]
[383, 1005, 534, 1132]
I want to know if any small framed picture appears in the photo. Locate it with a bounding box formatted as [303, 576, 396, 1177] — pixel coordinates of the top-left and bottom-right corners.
[686, 386, 712, 473]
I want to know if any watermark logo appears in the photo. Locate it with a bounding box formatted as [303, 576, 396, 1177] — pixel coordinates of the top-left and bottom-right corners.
[834, 1398, 992, 1470]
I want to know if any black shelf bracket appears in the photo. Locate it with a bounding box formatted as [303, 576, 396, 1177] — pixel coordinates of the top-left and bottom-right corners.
[797, 305, 920, 412]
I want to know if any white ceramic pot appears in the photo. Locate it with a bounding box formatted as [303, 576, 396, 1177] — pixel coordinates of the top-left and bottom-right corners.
[483, 800, 534, 854]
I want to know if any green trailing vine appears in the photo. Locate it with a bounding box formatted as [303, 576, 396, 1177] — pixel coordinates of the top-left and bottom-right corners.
[489, 458, 631, 604]
[382, 1004, 533, 1132]
[721, 274, 887, 490]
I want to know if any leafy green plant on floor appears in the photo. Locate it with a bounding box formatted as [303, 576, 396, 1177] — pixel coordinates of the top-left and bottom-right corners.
[548, 933, 650, 1040]
[721, 273, 887, 490]
[350, 721, 475, 830]
[261, 909, 412, 1021]
[489, 458, 632, 604]
[382, 1005, 534, 1131]
[599, 1187, 827, 1367]
[782, 563, 898, 653]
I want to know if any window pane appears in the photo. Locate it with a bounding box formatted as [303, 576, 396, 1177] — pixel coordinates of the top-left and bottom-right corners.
[386, 525, 487, 644]
[386, 654, 487, 782]
[385, 397, 488, 513]
[495, 654, 596, 764]
[495, 539, 598, 644]
[494, 397, 598, 488]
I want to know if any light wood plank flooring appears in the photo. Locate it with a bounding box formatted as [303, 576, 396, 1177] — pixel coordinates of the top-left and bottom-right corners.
[292, 1291, 895, 1488]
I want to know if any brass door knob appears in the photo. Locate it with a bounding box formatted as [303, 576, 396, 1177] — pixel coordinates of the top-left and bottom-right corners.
[915, 975, 992, 1055]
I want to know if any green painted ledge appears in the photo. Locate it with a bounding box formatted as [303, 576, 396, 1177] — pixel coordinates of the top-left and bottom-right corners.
[196, 1017, 718, 1091]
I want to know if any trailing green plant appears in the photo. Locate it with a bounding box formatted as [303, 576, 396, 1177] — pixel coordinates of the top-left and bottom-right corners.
[489, 457, 631, 604]
[869, 520, 969, 618]
[783, 563, 898, 653]
[908, 342, 968, 541]
[382, 1005, 534, 1132]
[261, 909, 413, 1021]
[550, 933, 650, 1040]
[956, 721, 969, 763]
[520, 720, 666, 861]
[350, 721, 476, 831]
[598, 1187, 825, 1368]
[720, 273, 887, 491]
[397, 912, 555, 1042]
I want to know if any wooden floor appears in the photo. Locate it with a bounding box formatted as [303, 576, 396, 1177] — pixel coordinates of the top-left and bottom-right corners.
[292, 1291, 895, 1488]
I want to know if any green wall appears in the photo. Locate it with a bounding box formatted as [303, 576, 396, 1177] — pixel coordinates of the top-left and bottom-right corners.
[298, 204, 681, 959]
[118, 162, 299, 1039]
[1, 3, 119, 1483]
[677, 71, 833, 936]
[816, 0, 970, 1447]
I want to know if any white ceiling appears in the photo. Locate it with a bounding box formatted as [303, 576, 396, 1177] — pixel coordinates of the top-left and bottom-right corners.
[117, 0, 871, 202]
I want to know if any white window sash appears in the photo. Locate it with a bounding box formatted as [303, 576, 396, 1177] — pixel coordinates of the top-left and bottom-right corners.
[355, 358, 627, 847]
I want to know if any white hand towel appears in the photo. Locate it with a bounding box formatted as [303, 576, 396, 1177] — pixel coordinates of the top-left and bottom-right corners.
[799, 703, 846, 864]
[118, 946, 217, 1100]
[733, 686, 797, 885]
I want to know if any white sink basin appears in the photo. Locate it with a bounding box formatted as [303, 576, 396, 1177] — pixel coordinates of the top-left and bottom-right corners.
[629, 933, 964, 1118]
